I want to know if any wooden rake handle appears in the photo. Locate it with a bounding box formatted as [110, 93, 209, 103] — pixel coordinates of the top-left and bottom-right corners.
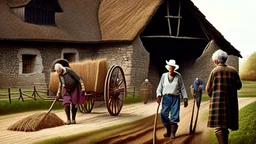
[47, 98, 58, 114]
[153, 103, 160, 144]
[40, 98, 58, 122]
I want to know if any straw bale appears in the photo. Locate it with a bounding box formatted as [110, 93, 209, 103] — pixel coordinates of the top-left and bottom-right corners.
[49, 59, 107, 95]
[49, 72, 60, 95]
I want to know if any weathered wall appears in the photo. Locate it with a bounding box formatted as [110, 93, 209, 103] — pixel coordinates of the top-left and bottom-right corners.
[179, 40, 239, 98]
[89, 37, 150, 91]
[0, 40, 238, 101]
[0, 38, 150, 92]
[0, 44, 95, 88]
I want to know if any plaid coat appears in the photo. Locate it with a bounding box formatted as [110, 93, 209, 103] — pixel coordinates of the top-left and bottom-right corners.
[206, 64, 242, 130]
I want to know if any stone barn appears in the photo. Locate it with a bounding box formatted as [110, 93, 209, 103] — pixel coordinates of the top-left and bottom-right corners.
[0, 0, 242, 98]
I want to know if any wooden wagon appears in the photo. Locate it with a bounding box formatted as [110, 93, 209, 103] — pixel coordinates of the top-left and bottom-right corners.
[49, 59, 127, 116]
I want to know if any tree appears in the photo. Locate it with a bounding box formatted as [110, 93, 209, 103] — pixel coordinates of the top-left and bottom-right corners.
[240, 52, 256, 81]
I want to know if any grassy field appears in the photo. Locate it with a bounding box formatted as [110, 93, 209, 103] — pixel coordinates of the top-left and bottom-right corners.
[0, 88, 62, 115]
[206, 81, 256, 144]
[201, 80, 256, 102]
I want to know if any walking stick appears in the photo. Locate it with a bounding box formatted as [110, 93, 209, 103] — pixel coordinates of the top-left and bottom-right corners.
[153, 103, 160, 144]
[189, 98, 196, 134]
[192, 105, 200, 133]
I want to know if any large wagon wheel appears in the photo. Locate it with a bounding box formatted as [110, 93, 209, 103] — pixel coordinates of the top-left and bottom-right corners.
[104, 65, 127, 116]
[78, 93, 95, 113]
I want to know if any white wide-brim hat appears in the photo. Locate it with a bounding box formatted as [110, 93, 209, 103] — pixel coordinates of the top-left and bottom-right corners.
[165, 59, 179, 71]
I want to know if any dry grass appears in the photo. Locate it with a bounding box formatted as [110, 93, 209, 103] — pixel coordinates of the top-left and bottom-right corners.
[7, 112, 64, 132]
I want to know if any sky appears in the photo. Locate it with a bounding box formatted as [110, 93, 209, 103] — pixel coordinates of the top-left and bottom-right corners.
[192, 0, 256, 61]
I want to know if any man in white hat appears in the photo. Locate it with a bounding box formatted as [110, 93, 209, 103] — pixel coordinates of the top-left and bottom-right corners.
[156, 59, 188, 139]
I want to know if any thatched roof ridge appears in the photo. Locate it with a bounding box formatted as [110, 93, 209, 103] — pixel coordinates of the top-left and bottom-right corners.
[99, 0, 163, 41]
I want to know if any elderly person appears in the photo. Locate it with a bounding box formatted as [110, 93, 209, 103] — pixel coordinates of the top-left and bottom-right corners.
[140, 79, 152, 104]
[156, 59, 188, 139]
[206, 49, 242, 144]
[193, 78, 205, 108]
[55, 63, 86, 125]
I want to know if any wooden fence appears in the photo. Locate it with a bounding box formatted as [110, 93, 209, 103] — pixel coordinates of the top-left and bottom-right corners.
[0, 86, 55, 103]
[0, 86, 136, 104]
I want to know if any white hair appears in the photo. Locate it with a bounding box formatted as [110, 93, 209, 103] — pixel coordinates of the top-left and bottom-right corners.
[212, 49, 228, 64]
[54, 63, 64, 71]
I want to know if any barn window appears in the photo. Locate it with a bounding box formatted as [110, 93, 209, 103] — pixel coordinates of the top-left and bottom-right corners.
[8, 0, 63, 25]
[22, 54, 36, 73]
[61, 48, 79, 63]
[64, 53, 76, 63]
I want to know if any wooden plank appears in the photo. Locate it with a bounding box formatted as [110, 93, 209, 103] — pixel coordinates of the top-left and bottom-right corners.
[166, 0, 172, 36]
[176, 0, 181, 36]
[165, 16, 182, 19]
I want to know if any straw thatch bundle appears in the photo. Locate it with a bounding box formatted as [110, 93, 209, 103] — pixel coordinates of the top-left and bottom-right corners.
[99, 0, 162, 40]
[8, 112, 64, 131]
[49, 59, 107, 95]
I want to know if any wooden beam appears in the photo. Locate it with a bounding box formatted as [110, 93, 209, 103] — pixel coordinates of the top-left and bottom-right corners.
[165, 16, 182, 19]
[166, 0, 172, 36]
[177, 0, 181, 36]
[140, 35, 207, 40]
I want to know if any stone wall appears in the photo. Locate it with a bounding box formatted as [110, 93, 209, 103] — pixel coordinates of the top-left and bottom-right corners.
[0, 38, 150, 93]
[0, 39, 238, 100]
[179, 40, 239, 98]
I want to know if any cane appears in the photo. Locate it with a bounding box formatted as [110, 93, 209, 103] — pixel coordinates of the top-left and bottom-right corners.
[153, 103, 160, 144]
[189, 98, 196, 134]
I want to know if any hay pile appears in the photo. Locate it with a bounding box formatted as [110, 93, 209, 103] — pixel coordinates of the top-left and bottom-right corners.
[49, 59, 107, 95]
[8, 112, 64, 131]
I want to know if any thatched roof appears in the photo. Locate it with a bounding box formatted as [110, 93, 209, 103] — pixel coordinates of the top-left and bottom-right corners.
[99, 0, 163, 41]
[0, 0, 241, 57]
[99, 0, 241, 57]
[0, 0, 101, 42]
[7, 0, 31, 7]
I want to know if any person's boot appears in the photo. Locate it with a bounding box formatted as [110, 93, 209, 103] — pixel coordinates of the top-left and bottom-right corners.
[64, 106, 71, 125]
[215, 128, 229, 144]
[224, 129, 229, 144]
[170, 123, 178, 139]
[163, 124, 171, 138]
[71, 104, 77, 124]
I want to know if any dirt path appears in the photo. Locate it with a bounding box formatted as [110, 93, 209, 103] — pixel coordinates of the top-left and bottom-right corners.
[0, 98, 255, 144]
[92, 97, 256, 144]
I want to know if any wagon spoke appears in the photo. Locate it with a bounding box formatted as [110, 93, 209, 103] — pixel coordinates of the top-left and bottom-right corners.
[118, 87, 125, 92]
[117, 79, 124, 87]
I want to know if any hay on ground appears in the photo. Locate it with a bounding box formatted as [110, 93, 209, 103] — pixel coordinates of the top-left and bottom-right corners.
[7, 112, 64, 132]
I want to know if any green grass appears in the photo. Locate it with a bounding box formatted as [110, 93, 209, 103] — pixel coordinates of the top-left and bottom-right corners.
[229, 101, 256, 144]
[206, 80, 256, 143]
[124, 94, 141, 104]
[201, 80, 256, 102]
[0, 87, 63, 115]
[0, 99, 63, 115]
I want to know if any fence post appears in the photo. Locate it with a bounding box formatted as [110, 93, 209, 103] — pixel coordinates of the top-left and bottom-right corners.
[133, 86, 135, 98]
[8, 88, 11, 104]
[33, 86, 37, 99]
[19, 88, 24, 102]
